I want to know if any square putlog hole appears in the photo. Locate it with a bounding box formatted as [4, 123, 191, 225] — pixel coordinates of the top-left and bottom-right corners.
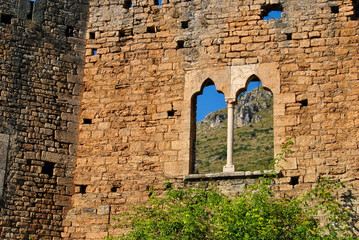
[79, 185, 87, 194]
[297, 99, 308, 108]
[42, 162, 55, 177]
[89, 32, 96, 39]
[181, 21, 189, 29]
[177, 40, 185, 49]
[290, 176, 299, 186]
[124, 0, 132, 9]
[167, 110, 176, 117]
[83, 118, 92, 124]
[66, 26, 74, 37]
[147, 26, 156, 33]
[331, 6, 339, 14]
[286, 33, 292, 40]
[1, 14, 12, 24]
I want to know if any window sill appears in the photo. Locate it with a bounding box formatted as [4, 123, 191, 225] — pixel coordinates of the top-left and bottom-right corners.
[184, 170, 281, 181]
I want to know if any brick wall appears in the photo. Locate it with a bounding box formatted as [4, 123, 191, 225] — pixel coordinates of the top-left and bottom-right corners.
[1, 0, 359, 239]
[0, 0, 88, 239]
[64, 0, 359, 239]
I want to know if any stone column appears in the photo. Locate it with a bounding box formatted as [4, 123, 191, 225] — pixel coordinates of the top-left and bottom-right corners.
[223, 99, 236, 172]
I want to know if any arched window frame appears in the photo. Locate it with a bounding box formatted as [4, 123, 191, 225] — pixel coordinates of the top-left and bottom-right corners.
[190, 78, 225, 173]
[182, 63, 281, 175]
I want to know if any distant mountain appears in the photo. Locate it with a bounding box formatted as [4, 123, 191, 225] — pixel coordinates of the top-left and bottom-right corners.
[195, 87, 274, 173]
[235, 87, 273, 127]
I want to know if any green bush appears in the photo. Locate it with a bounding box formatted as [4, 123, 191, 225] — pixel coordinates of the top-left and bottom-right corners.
[106, 177, 356, 240]
[107, 139, 356, 239]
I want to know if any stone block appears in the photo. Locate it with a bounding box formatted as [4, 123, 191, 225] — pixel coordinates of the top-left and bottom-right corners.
[97, 205, 110, 215]
[275, 93, 295, 104]
[277, 157, 297, 170]
[304, 174, 318, 183]
[164, 162, 184, 176]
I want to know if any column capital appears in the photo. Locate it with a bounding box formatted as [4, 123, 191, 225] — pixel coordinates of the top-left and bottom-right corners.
[225, 98, 237, 105]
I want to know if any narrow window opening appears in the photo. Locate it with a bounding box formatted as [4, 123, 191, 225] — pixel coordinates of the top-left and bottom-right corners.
[177, 40, 185, 49]
[154, 0, 162, 5]
[124, 0, 132, 9]
[92, 49, 97, 55]
[331, 6, 339, 14]
[261, 4, 283, 20]
[233, 78, 274, 171]
[290, 176, 299, 186]
[79, 185, 87, 194]
[66, 26, 74, 37]
[27, 0, 35, 20]
[181, 21, 189, 29]
[286, 33, 292, 40]
[147, 26, 156, 33]
[83, 118, 92, 124]
[89, 32, 96, 39]
[42, 162, 55, 177]
[1, 14, 12, 24]
[194, 80, 227, 174]
[27, 160, 31, 166]
[111, 186, 119, 192]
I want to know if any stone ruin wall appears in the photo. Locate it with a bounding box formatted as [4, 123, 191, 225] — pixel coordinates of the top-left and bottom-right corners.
[0, 0, 88, 239]
[1, 0, 359, 239]
[63, 0, 359, 239]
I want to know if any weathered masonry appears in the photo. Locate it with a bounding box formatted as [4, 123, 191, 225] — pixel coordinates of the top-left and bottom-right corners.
[0, 0, 88, 239]
[1, 0, 359, 239]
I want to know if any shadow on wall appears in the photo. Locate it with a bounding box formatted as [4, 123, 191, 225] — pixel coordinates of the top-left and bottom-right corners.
[341, 190, 359, 235]
[352, 0, 359, 19]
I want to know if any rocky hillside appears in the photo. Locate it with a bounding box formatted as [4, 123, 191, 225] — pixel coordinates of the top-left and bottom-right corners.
[195, 87, 274, 173]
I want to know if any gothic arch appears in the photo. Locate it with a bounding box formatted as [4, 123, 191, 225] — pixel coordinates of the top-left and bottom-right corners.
[235, 74, 273, 99]
[189, 78, 225, 174]
[181, 63, 281, 176]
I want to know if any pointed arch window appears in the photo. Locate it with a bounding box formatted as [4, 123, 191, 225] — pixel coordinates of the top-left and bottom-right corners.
[190, 79, 226, 174]
[233, 76, 274, 172]
[190, 75, 274, 174]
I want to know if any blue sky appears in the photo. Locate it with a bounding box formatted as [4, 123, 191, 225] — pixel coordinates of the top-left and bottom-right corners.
[196, 81, 262, 122]
[263, 11, 282, 20]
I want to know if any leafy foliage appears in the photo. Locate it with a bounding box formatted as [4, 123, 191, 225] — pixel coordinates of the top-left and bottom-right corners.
[106, 177, 357, 240]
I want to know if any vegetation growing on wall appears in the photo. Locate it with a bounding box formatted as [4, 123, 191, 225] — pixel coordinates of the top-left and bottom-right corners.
[107, 139, 357, 239]
[106, 177, 356, 240]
